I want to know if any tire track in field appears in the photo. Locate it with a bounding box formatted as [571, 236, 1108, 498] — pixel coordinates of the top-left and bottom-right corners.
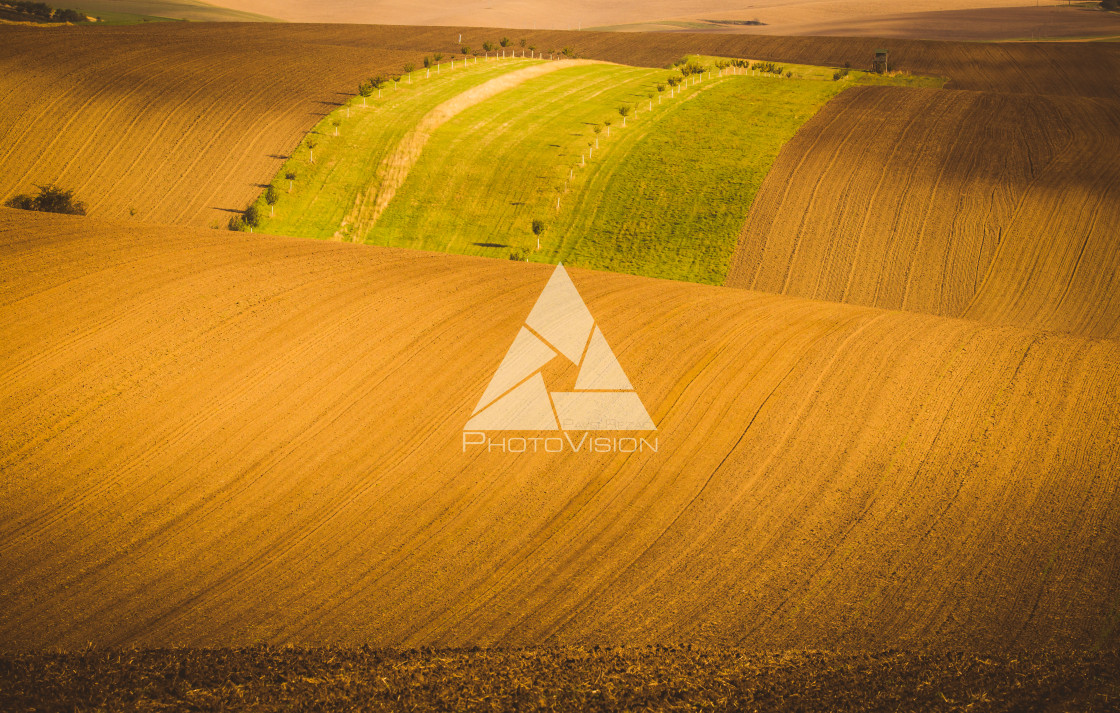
[334, 60, 597, 242]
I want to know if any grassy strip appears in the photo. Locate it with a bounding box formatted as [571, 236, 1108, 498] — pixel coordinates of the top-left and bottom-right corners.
[257, 56, 940, 283]
[259, 58, 541, 239]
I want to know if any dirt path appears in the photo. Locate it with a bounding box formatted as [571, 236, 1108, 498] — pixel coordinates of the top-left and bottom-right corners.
[335, 60, 597, 241]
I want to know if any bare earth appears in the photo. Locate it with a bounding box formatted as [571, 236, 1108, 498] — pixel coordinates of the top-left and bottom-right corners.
[726, 86, 1120, 338]
[1, 23, 1118, 231]
[2, 647, 1118, 712]
[205, 0, 1120, 40]
[2, 208, 1118, 652]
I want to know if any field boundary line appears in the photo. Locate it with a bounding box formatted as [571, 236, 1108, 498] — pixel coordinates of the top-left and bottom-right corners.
[335, 60, 599, 241]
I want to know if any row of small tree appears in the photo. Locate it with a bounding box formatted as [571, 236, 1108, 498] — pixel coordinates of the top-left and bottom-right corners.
[5, 1, 88, 22]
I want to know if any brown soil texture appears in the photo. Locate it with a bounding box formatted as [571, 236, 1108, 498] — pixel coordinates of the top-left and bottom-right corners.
[725, 86, 1120, 339]
[1, 23, 1118, 227]
[200, 0, 1120, 42]
[2, 208, 1119, 653]
[2, 646, 1118, 712]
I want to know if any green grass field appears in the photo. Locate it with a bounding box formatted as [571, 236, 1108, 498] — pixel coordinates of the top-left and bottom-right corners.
[256, 56, 938, 284]
[262, 58, 540, 240]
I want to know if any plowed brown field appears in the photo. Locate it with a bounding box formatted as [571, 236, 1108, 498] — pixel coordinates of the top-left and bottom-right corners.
[0, 25, 425, 227]
[2, 208, 1118, 652]
[2, 24, 1119, 230]
[725, 86, 1120, 339]
[205, 0, 1120, 42]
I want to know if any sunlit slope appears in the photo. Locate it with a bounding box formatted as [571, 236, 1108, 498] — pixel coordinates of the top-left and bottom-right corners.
[726, 86, 1120, 339]
[0, 23, 1116, 230]
[2, 209, 1118, 652]
[262, 58, 545, 240]
[350, 64, 841, 283]
[0, 25, 424, 227]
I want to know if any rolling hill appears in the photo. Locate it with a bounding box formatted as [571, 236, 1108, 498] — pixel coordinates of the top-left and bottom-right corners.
[725, 85, 1120, 339]
[1, 207, 1118, 652]
[1, 23, 1118, 233]
[195, 0, 1120, 42]
[261, 57, 862, 283]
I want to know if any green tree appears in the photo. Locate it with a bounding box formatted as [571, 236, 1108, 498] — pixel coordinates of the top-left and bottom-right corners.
[358, 81, 373, 106]
[284, 170, 296, 192]
[264, 185, 279, 216]
[617, 104, 631, 126]
[461, 45, 470, 54]
[500, 37, 511, 47]
[4, 183, 86, 215]
[245, 204, 261, 227]
[306, 137, 318, 163]
[531, 219, 546, 250]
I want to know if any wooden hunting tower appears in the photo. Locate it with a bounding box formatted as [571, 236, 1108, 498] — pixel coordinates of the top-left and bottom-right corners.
[873, 49, 889, 74]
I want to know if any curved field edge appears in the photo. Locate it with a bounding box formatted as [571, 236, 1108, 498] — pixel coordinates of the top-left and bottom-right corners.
[725, 85, 1120, 338]
[0, 23, 1116, 229]
[2, 648, 1118, 712]
[1, 209, 1118, 652]
[258, 58, 548, 240]
[262, 59, 922, 284]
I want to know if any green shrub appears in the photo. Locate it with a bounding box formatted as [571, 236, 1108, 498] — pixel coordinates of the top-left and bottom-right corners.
[5, 184, 86, 215]
[509, 247, 529, 261]
[244, 204, 261, 228]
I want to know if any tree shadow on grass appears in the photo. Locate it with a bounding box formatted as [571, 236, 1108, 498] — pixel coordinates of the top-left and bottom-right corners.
[473, 242, 509, 248]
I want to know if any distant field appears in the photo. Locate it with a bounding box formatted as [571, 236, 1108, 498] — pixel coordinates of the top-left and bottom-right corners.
[200, 0, 1120, 41]
[73, 0, 278, 23]
[260, 56, 931, 283]
[1, 24, 1117, 233]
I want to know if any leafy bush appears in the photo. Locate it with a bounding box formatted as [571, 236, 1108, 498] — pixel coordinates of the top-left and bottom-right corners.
[509, 247, 529, 261]
[10, 1, 52, 19]
[7, 2, 88, 22]
[5, 184, 86, 215]
[53, 7, 84, 21]
[531, 219, 546, 236]
[754, 62, 784, 75]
